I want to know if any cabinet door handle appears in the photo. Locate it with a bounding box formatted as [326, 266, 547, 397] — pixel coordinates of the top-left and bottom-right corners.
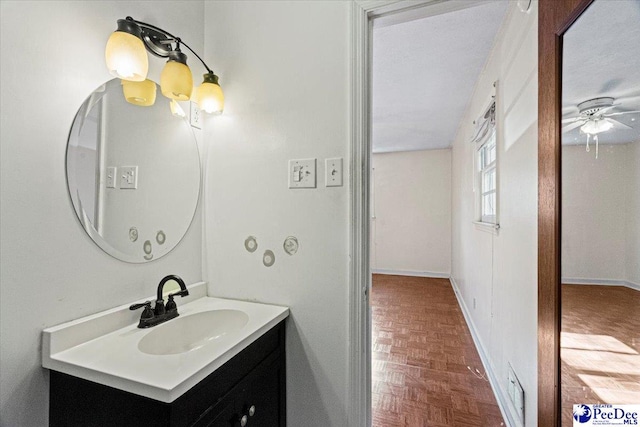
[249, 405, 256, 417]
[240, 415, 248, 426]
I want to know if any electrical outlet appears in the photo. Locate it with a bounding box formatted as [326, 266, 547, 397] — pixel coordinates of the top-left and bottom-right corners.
[190, 101, 201, 129]
[508, 364, 525, 421]
[288, 159, 316, 189]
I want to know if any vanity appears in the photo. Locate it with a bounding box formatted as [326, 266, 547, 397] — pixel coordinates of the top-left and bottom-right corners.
[43, 283, 288, 427]
[54, 60, 287, 425]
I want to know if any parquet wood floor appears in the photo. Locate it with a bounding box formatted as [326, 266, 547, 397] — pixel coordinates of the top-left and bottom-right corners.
[371, 274, 505, 427]
[561, 284, 640, 426]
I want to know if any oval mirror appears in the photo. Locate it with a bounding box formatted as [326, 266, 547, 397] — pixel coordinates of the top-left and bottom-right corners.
[66, 79, 201, 263]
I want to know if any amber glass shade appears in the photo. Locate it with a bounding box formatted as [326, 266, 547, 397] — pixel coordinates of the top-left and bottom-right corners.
[105, 31, 148, 82]
[196, 82, 224, 114]
[160, 61, 193, 101]
[121, 79, 156, 106]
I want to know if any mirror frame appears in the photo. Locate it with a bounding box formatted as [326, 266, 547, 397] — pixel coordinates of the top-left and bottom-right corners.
[538, 0, 595, 425]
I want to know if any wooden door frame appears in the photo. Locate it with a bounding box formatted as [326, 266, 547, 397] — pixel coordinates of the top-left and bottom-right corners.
[537, 0, 595, 425]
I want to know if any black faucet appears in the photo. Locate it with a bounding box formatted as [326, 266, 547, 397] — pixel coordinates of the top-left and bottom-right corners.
[129, 275, 190, 328]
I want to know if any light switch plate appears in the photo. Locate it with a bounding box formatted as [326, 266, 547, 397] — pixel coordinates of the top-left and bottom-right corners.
[190, 101, 201, 129]
[106, 167, 116, 188]
[119, 166, 138, 189]
[288, 159, 316, 189]
[325, 158, 343, 187]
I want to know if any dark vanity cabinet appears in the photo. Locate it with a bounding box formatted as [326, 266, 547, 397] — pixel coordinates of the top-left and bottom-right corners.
[49, 321, 286, 427]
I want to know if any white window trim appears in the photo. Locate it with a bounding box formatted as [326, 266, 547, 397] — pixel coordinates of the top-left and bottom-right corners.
[478, 130, 497, 224]
[472, 94, 500, 232]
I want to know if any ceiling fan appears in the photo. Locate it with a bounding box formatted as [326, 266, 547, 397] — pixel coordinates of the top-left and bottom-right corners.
[562, 97, 640, 158]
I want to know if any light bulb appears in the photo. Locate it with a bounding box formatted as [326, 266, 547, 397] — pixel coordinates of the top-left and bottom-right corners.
[121, 79, 156, 106]
[160, 51, 193, 101]
[196, 72, 224, 114]
[105, 20, 148, 81]
[580, 119, 613, 135]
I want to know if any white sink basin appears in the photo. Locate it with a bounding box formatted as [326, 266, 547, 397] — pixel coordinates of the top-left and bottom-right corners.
[42, 283, 289, 403]
[138, 309, 249, 355]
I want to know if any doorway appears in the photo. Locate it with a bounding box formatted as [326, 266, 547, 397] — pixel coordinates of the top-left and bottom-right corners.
[364, 1, 511, 425]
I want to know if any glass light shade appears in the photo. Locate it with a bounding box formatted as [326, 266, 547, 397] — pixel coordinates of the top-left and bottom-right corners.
[196, 82, 224, 114]
[170, 99, 186, 117]
[581, 119, 613, 135]
[105, 31, 148, 82]
[121, 79, 156, 106]
[160, 61, 193, 101]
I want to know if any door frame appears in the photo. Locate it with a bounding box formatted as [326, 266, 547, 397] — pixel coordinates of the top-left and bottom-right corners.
[349, 1, 509, 425]
[537, 0, 595, 425]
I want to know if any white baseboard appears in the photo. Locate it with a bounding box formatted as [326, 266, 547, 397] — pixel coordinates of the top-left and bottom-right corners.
[561, 277, 640, 292]
[371, 269, 450, 279]
[449, 277, 518, 427]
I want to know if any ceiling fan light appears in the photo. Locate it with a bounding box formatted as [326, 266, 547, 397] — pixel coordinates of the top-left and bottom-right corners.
[580, 119, 613, 135]
[196, 73, 224, 114]
[105, 20, 148, 82]
[160, 51, 193, 101]
[121, 79, 156, 106]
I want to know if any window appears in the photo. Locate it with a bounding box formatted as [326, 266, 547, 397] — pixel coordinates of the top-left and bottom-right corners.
[471, 98, 498, 226]
[477, 131, 497, 224]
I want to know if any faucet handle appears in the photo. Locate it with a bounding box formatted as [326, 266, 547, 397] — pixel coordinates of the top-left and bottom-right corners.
[129, 301, 154, 320]
[169, 289, 189, 298]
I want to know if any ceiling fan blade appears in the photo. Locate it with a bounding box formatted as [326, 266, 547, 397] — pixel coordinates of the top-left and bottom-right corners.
[562, 117, 580, 124]
[604, 110, 640, 118]
[562, 120, 585, 133]
[606, 118, 632, 130]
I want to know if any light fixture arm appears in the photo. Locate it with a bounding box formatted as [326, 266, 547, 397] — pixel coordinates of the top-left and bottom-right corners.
[124, 16, 214, 74]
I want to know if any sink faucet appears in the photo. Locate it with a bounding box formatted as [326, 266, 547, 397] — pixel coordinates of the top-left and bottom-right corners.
[155, 274, 189, 315]
[129, 275, 190, 328]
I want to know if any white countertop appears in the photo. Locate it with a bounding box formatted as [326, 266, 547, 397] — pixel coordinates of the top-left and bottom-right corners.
[42, 283, 289, 403]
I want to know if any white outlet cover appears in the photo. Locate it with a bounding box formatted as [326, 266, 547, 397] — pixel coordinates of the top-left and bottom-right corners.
[507, 364, 525, 420]
[190, 101, 201, 129]
[288, 159, 316, 189]
[325, 158, 343, 187]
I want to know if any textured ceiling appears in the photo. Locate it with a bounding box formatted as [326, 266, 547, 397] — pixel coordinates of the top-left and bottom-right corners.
[371, 2, 508, 153]
[562, 0, 640, 145]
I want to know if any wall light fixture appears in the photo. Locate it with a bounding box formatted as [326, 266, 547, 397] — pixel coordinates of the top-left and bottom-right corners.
[105, 16, 224, 114]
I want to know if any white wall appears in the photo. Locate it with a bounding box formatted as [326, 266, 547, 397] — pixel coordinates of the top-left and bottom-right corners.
[371, 149, 451, 276]
[562, 144, 629, 282]
[450, 3, 538, 426]
[626, 141, 640, 285]
[0, 2, 204, 426]
[201, 1, 350, 426]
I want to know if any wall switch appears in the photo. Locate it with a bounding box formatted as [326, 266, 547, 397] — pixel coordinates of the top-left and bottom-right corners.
[325, 158, 343, 187]
[288, 159, 316, 188]
[119, 166, 138, 189]
[106, 167, 116, 189]
[190, 101, 201, 129]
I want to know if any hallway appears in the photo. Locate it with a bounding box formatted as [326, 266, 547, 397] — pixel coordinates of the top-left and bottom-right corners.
[371, 274, 505, 426]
